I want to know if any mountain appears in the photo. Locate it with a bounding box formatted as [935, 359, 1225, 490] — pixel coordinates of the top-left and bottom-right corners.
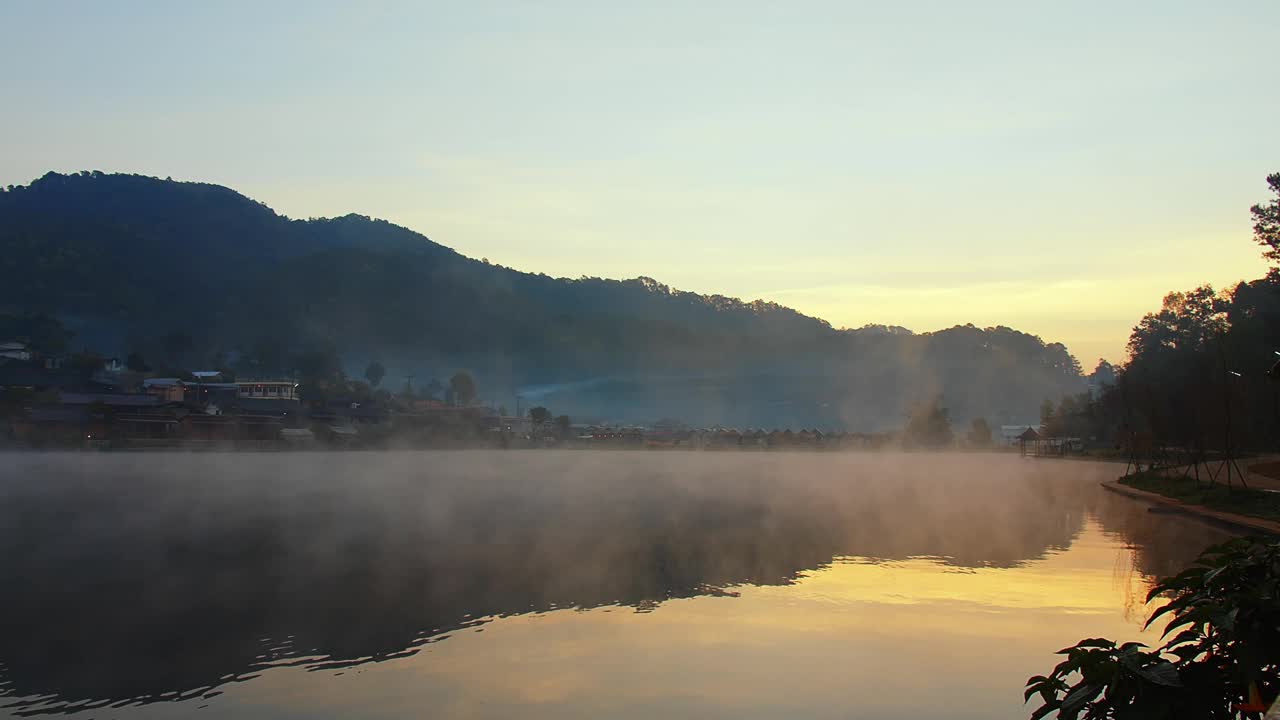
[0, 171, 1086, 428]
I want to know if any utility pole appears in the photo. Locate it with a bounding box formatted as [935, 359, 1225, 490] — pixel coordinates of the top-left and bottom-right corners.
[404, 375, 414, 398]
[1224, 369, 1237, 489]
[1217, 335, 1248, 490]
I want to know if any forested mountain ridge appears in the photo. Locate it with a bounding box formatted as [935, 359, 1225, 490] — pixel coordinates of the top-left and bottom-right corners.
[0, 171, 1087, 428]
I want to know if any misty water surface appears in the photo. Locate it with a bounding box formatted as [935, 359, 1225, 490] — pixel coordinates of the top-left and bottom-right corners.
[0, 451, 1234, 719]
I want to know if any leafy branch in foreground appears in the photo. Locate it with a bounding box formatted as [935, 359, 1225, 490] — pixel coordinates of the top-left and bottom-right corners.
[1026, 537, 1280, 719]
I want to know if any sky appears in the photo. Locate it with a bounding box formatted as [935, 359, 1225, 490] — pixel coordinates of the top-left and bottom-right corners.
[2, 1, 1277, 365]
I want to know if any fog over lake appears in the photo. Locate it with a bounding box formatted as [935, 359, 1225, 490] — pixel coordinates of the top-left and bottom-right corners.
[0, 451, 1233, 719]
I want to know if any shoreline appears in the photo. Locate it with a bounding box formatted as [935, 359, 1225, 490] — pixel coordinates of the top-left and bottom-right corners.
[0, 442, 1038, 454]
[1100, 480, 1280, 536]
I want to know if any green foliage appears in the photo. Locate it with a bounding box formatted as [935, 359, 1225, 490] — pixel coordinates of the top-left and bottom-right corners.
[449, 372, 477, 406]
[1039, 173, 1280, 453]
[345, 380, 373, 401]
[1251, 173, 1280, 263]
[1091, 360, 1117, 387]
[1127, 286, 1228, 359]
[67, 350, 104, 374]
[125, 352, 149, 372]
[1026, 538, 1280, 719]
[1119, 473, 1280, 523]
[904, 396, 952, 447]
[291, 345, 345, 403]
[1042, 392, 1112, 440]
[364, 360, 385, 388]
[0, 313, 71, 355]
[1041, 398, 1056, 426]
[0, 388, 37, 419]
[0, 171, 1091, 427]
[161, 330, 194, 366]
[290, 346, 342, 380]
[1146, 539, 1280, 698]
[236, 337, 287, 378]
[1110, 273, 1280, 452]
[967, 417, 992, 447]
[528, 406, 552, 425]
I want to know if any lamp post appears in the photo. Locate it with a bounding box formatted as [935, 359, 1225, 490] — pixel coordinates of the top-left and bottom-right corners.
[1221, 368, 1247, 490]
[1269, 351, 1280, 450]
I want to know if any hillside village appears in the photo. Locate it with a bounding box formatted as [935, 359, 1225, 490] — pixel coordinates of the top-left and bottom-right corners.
[0, 317, 1055, 452]
[0, 172, 1094, 432]
[1, 333, 543, 449]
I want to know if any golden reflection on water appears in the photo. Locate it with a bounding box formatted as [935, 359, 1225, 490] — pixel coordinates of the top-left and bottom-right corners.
[796, 522, 1150, 614]
[205, 519, 1162, 720]
[0, 452, 1235, 720]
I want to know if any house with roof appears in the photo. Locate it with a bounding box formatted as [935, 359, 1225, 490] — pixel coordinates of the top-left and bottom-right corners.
[186, 382, 239, 413]
[0, 341, 31, 363]
[12, 406, 106, 447]
[236, 380, 299, 401]
[143, 378, 187, 404]
[235, 397, 306, 424]
[57, 392, 163, 411]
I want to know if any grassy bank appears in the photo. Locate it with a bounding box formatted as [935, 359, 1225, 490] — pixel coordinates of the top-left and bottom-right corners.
[1119, 471, 1280, 523]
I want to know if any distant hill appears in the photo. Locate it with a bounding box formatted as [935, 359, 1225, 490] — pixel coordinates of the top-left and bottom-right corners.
[0, 171, 1086, 428]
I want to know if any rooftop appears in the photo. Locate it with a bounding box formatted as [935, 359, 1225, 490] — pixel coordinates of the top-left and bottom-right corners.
[59, 393, 162, 408]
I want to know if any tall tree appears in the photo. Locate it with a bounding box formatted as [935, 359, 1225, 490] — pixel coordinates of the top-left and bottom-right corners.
[290, 346, 343, 381]
[125, 352, 150, 373]
[364, 360, 385, 388]
[161, 329, 194, 366]
[1039, 398, 1056, 428]
[449, 372, 477, 406]
[528, 406, 552, 425]
[1250, 172, 1280, 263]
[0, 314, 73, 356]
[291, 345, 345, 403]
[243, 337, 285, 377]
[904, 396, 952, 447]
[1089, 359, 1116, 387]
[967, 417, 992, 447]
[1127, 286, 1228, 358]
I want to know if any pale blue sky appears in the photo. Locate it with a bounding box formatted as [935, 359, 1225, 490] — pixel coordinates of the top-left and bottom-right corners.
[3, 1, 1276, 364]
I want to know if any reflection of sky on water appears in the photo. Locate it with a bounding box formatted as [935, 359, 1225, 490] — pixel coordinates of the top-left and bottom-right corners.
[176, 523, 1187, 720]
[0, 451, 1233, 719]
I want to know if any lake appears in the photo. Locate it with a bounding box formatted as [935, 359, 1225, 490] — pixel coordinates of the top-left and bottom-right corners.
[0, 451, 1234, 719]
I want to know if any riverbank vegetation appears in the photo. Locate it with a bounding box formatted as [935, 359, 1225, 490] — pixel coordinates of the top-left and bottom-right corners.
[1024, 175, 1280, 719]
[1040, 174, 1280, 459]
[1118, 472, 1280, 523]
[1026, 537, 1280, 719]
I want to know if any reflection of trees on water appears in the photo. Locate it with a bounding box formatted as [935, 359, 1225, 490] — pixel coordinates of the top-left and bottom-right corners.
[1087, 487, 1235, 581]
[0, 452, 1232, 713]
[1083, 484, 1236, 624]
